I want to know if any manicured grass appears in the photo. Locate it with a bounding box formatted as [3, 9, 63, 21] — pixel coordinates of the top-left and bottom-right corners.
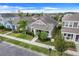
[0, 29, 10, 34]
[9, 32, 33, 40]
[0, 37, 60, 56]
[38, 40, 54, 46]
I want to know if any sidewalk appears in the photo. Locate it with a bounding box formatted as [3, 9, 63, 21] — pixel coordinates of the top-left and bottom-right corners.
[3, 41, 46, 56]
[0, 34, 55, 50]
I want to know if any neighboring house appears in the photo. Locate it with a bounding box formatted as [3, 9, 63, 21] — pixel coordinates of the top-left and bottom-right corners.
[28, 14, 57, 38]
[0, 14, 17, 30]
[61, 14, 79, 42]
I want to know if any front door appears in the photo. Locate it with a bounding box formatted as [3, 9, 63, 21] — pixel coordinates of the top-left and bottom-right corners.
[76, 35, 79, 42]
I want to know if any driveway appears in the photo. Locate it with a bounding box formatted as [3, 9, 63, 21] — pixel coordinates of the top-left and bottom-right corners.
[0, 42, 42, 56]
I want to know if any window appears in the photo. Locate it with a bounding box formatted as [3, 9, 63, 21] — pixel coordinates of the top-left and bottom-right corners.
[69, 22, 73, 27]
[73, 22, 78, 27]
[64, 33, 73, 40]
[67, 34, 73, 40]
[63, 22, 69, 27]
[64, 33, 66, 36]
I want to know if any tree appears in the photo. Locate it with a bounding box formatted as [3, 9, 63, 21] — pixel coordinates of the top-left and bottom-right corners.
[18, 10, 24, 19]
[18, 20, 27, 33]
[38, 31, 47, 41]
[54, 31, 67, 55]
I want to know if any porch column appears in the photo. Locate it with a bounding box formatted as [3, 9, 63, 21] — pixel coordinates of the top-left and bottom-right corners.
[73, 34, 76, 42]
[33, 29, 37, 35]
[48, 31, 52, 38]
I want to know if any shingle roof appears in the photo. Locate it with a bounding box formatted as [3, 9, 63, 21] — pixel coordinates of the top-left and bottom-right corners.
[40, 14, 57, 25]
[29, 14, 57, 31]
[1, 13, 18, 18]
[62, 14, 79, 21]
[61, 27, 79, 34]
[30, 23, 54, 31]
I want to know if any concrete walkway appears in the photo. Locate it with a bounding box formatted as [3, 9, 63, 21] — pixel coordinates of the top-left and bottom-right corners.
[31, 36, 38, 42]
[4, 31, 13, 35]
[0, 34, 55, 50]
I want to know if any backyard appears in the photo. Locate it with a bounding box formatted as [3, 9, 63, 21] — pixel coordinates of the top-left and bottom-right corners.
[8, 32, 33, 40]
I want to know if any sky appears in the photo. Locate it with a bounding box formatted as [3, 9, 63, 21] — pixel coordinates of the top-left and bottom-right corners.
[0, 3, 79, 13]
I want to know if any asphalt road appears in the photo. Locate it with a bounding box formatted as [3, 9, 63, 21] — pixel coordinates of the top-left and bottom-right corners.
[0, 42, 41, 56]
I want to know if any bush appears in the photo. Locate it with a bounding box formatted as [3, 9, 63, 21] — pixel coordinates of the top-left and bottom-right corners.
[5, 28, 12, 31]
[0, 25, 5, 29]
[65, 41, 76, 49]
[0, 25, 12, 31]
[39, 37, 50, 42]
[26, 30, 34, 37]
[38, 31, 48, 42]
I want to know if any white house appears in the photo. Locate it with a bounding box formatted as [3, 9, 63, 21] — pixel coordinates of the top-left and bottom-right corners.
[61, 14, 79, 42]
[28, 14, 57, 38]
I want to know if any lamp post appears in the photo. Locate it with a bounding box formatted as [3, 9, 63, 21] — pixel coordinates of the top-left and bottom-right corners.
[48, 48, 52, 56]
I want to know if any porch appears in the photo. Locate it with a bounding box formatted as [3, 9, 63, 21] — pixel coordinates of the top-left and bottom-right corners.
[31, 28, 52, 38]
[62, 32, 79, 42]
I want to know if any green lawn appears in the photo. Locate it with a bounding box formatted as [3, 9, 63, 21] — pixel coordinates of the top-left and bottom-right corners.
[9, 32, 33, 40]
[0, 37, 61, 56]
[0, 29, 10, 34]
[38, 40, 54, 46]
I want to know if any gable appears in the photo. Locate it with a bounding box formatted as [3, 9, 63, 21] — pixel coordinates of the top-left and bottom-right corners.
[31, 20, 46, 25]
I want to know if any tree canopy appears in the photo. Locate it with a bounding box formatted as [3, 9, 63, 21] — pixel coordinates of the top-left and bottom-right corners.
[18, 20, 27, 32]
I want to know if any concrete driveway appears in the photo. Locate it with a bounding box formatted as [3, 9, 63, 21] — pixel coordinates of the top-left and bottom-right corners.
[0, 42, 42, 56]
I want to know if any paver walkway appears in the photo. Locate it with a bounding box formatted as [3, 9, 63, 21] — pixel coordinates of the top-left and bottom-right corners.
[0, 34, 55, 50]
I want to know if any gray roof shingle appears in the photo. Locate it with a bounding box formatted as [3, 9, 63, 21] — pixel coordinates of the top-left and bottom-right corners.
[29, 14, 57, 31]
[61, 27, 79, 34]
[62, 14, 79, 21]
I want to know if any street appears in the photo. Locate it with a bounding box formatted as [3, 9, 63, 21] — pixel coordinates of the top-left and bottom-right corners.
[0, 42, 42, 56]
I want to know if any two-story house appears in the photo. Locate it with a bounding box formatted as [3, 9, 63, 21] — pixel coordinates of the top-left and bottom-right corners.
[61, 14, 79, 42]
[0, 14, 17, 30]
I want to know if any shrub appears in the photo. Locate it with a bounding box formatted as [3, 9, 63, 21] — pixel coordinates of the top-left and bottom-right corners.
[5, 28, 12, 31]
[65, 41, 76, 49]
[38, 31, 49, 42]
[0, 25, 5, 29]
[26, 30, 34, 37]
